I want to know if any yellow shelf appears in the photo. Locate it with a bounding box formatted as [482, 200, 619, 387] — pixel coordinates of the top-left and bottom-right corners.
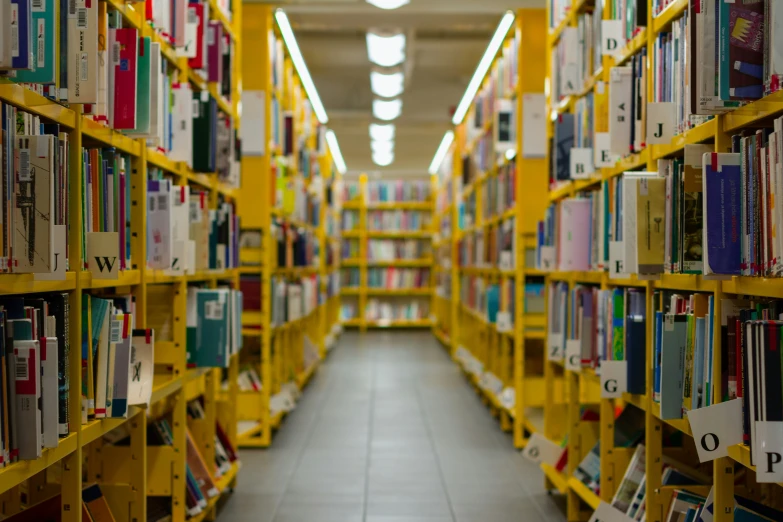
[0, 81, 76, 128]
[366, 230, 433, 239]
[652, 0, 688, 34]
[0, 432, 79, 492]
[366, 201, 433, 210]
[80, 269, 141, 289]
[541, 463, 569, 495]
[364, 320, 432, 328]
[0, 272, 78, 295]
[567, 477, 601, 510]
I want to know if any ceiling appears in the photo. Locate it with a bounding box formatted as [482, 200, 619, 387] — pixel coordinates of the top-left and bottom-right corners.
[263, 0, 545, 178]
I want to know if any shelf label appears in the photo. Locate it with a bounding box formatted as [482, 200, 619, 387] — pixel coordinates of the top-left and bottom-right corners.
[570, 148, 594, 179]
[565, 339, 581, 371]
[600, 360, 627, 398]
[86, 232, 119, 280]
[594, 133, 617, 167]
[499, 251, 513, 271]
[589, 502, 635, 522]
[35, 225, 66, 281]
[547, 336, 564, 361]
[522, 432, 565, 467]
[686, 398, 743, 462]
[538, 246, 555, 271]
[601, 21, 625, 58]
[755, 421, 783, 482]
[646, 102, 676, 144]
[496, 312, 512, 333]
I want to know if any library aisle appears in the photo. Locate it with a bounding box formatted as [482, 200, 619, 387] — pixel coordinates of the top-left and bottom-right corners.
[221, 331, 566, 522]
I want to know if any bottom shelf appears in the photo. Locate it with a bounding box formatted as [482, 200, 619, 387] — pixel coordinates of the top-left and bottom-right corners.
[566, 476, 601, 510]
[540, 463, 569, 495]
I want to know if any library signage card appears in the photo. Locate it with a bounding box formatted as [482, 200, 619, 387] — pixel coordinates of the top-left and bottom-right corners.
[686, 398, 743, 462]
[86, 232, 120, 280]
[522, 432, 565, 467]
[589, 502, 635, 522]
[496, 312, 512, 333]
[646, 102, 676, 144]
[755, 421, 783, 483]
[600, 361, 627, 398]
[594, 133, 617, 167]
[601, 21, 624, 58]
[570, 148, 594, 179]
[547, 335, 564, 361]
[565, 339, 581, 371]
[35, 225, 66, 281]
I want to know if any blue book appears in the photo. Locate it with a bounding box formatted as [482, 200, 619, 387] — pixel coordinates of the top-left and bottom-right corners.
[188, 289, 229, 368]
[625, 315, 646, 394]
[703, 152, 742, 275]
[15, 0, 55, 83]
[11, 0, 32, 70]
[486, 285, 499, 323]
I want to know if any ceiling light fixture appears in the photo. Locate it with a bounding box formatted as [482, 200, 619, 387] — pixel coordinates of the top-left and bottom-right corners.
[428, 131, 455, 175]
[370, 70, 405, 99]
[452, 11, 515, 125]
[366, 0, 409, 9]
[373, 150, 394, 167]
[325, 130, 347, 174]
[372, 99, 403, 121]
[275, 9, 329, 124]
[371, 140, 395, 156]
[366, 32, 406, 68]
[369, 123, 395, 141]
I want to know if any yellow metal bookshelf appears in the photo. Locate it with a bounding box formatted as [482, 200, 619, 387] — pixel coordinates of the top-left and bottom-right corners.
[237, 5, 341, 449]
[0, 0, 244, 519]
[431, 9, 558, 449]
[339, 174, 436, 330]
[541, 0, 783, 521]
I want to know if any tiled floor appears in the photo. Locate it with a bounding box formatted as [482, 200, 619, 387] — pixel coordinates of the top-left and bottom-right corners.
[220, 331, 567, 522]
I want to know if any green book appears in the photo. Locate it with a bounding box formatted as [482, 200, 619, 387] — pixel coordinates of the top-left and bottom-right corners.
[15, 0, 56, 84]
[128, 36, 152, 135]
[611, 288, 624, 361]
[192, 93, 217, 173]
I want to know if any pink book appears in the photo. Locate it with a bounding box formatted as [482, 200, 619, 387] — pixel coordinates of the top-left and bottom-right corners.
[207, 21, 223, 84]
[112, 28, 139, 129]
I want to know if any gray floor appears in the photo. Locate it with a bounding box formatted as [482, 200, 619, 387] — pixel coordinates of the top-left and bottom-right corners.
[221, 331, 567, 522]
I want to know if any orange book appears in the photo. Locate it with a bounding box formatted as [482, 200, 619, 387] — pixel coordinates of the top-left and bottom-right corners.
[186, 428, 219, 500]
[82, 484, 117, 522]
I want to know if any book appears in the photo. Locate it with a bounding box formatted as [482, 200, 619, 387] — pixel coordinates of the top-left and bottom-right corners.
[109, 28, 138, 129]
[128, 329, 154, 407]
[82, 484, 117, 522]
[67, 0, 98, 103]
[703, 152, 742, 276]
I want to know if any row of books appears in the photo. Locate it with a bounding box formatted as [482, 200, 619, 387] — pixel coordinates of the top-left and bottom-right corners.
[342, 182, 361, 203]
[340, 302, 358, 321]
[481, 161, 516, 221]
[341, 268, 359, 288]
[467, 29, 519, 135]
[274, 220, 319, 269]
[148, 180, 239, 274]
[458, 218, 516, 270]
[341, 210, 360, 231]
[185, 288, 242, 369]
[367, 239, 431, 262]
[436, 271, 452, 300]
[0, 106, 69, 273]
[186, 399, 239, 482]
[271, 275, 320, 327]
[461, 190, 476, 231]
[4, 483, 126, 521]
[341, 238, 359, 259]
[367, 210, 431, 232]
[367, 268, 431, 290]
[365, 299, 430, 322]
[366, 181, 431, 203]
[462, 132, 493, 187]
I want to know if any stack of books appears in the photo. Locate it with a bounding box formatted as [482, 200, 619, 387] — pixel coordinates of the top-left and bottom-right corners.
[366, 181, 431, 203]
[367, 210, 431, 231]
[367, 239, 431, 262]
[367, 268, 430, 289]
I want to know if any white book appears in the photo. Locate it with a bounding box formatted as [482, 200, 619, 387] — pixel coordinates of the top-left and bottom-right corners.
[13, 340, 42, 460]
[166, 185, 189, 274]
[145, 43, 164, 145]
[170, 83, 194, 166]
[128, 329, 154, 407]
[609, 66, 633, 155]
[40, 336, 58, 448]
[67, 0, 98, 103]
[110, 314, 131, 418]
[147, 180, 172, 270]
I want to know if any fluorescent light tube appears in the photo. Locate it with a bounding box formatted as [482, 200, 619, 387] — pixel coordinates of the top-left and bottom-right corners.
[369, 123, 395, 141]
[373, 150, 394, 166]
[325, 130, 347, 174]
[452, 11, 515, 125]
[275, 9, 329, 124]
[370, 71, 405, 99]
[372, 99, 403, 121]
[428, 131, 454, 175]
[367, 32, 406, 67]
[371, 139, 394, 155]
[366, 0, 409, 9]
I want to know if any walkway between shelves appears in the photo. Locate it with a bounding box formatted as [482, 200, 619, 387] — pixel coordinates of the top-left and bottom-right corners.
[221, 331, 566, 522]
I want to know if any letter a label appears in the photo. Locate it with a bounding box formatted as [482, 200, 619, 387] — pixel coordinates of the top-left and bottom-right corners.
[686, 398, 743, 462]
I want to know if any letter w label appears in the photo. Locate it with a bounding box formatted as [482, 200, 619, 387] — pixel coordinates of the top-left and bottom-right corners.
[86, 232, 120, 280]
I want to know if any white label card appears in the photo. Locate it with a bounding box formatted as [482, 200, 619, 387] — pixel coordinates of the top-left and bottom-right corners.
[594, 133, 617, 167]
[570, 148, 594, 179]
[755, 421, 783, 483]
[538, 245, 555, 271]
[600, 360, 627, 398]
[589, 502, 636, 522]
[547, 336, 564, 361]
[601, 21, 625, 57]
[565, 339, 581, 371]
[496, 312, 512, 333]
[35, 225, 66, 281]
[646, 102, 676, 144]
[609, 241, 628, 279]
[522, 93, 547, 158]
[499, 251, 513, 271]
[686, 398, 744, 462]
[521, 432, 566, 467]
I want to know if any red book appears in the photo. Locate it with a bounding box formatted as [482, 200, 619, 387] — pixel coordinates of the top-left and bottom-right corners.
[187, 3, 206, 70]
[111, 28, 139, 130]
